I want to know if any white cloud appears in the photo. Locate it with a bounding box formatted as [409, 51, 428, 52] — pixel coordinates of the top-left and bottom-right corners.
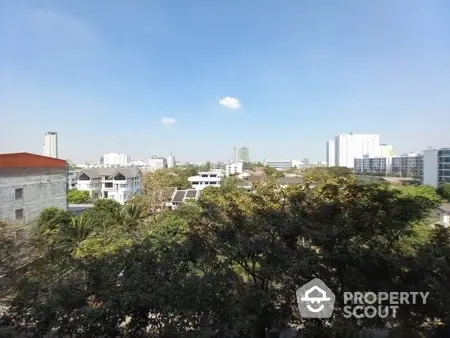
[161, 117, 176, 124]
[218, 96, 241, 109]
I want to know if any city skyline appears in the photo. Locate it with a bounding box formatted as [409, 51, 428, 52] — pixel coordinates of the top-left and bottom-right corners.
[1, 1, 450, 162]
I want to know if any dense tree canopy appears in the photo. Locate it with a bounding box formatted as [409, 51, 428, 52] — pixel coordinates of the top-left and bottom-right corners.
[67, 189, 90, 204]
[437, 183, 450, 201]
[1, 168, 450, 337]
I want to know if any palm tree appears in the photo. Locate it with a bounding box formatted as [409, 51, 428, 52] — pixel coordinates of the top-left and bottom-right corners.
[55, 214, 94, 258]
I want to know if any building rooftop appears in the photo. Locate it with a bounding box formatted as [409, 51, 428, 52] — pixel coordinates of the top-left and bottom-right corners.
[76, 167, 140, 179]
[0, 152, 66, 169]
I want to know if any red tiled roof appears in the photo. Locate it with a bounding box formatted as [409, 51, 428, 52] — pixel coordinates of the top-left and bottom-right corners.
[0, 152, 67, 169]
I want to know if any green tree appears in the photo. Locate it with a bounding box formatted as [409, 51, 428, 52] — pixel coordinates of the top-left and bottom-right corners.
[67, 189, 90, 204]
[3, 177, 449, 337]
[437, 182, 450, 201]
[263, 166, 284, 178]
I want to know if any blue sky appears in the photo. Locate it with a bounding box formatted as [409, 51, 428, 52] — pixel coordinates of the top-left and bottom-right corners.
[1, 0, 450, 163]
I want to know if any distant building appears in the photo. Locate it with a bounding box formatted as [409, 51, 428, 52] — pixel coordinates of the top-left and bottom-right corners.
[326, 140, 335, 167]
[238, 146, 251, 162]
[422, 148, 450, 188]
[188, 171, 223, 190]
[266, 160, 292, 170]
[226, 162, 244, 176]
[103, 153, 130, 167]
[303, 158, 310, 166]
[167, 154, 176, 168]
[0, 152, 68, 223]
[43, 131, 58, 158]
[334, 133, 380, 168]
[75, 167, 141, 204]
[148, 156, 167, 171]
[379, 144, 394, 157]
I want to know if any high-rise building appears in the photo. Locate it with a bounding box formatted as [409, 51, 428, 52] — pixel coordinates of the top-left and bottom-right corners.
[238, 146, 251, 162]
[43, 132, 58, 158]
[167, 154, 176, 168]
[231, 146, 238, 163]
[379, 144, 394, 157]
[103, 153, 130, 166]
[422, 148, 450, 188]
[326, 140, 335, 167]
[303, 158, 310, 166]
[334, 133, 380, 168]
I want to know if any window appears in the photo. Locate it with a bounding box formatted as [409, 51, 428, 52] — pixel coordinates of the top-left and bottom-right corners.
[15, 188, 23, 200]
[15, 209, 24, 220]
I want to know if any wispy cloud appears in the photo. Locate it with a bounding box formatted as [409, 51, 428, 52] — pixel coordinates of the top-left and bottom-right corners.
[219, 96, 241, 109]
[161, 117, 176, 124]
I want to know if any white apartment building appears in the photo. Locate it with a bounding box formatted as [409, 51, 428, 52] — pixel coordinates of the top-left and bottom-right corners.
[326, 140, 335, 167]
[148, 156, 167, 171]
[335, 133, 380, 168]
[188, 171, 223, 190]
[43, 132, 58, 158]
[167, 154, 176, 168]
[226, 162, 244, 176]
[103, 153, 130, 167]
[76, 167, 141, 204]
[422, 148, 450, 188]
[354, 156, 392, 175]
[0, 153, 68, 223]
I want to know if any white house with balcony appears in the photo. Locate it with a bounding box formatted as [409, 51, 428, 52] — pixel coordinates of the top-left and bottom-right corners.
[188, 171, 223, 190]
[75, 167, 141, 204]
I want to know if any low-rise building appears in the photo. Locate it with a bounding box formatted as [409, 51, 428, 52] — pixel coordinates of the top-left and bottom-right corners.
[75, 167, 141, 204]
[0, 152, 68, 223]
[188, 171, 223, 190]
[167, 188, 201, 209]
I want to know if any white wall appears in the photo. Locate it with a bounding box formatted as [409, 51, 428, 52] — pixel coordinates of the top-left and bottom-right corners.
[43, 132, 58, 158]
[104, 153, 130, 166]
[335, 134, 380, 168]
[226, 162, 243, 176]
[0, 168, 67, 223]
[149, 158, 167, 171]
[437, 210, 450, 226]
[422, 149, 438, 188]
